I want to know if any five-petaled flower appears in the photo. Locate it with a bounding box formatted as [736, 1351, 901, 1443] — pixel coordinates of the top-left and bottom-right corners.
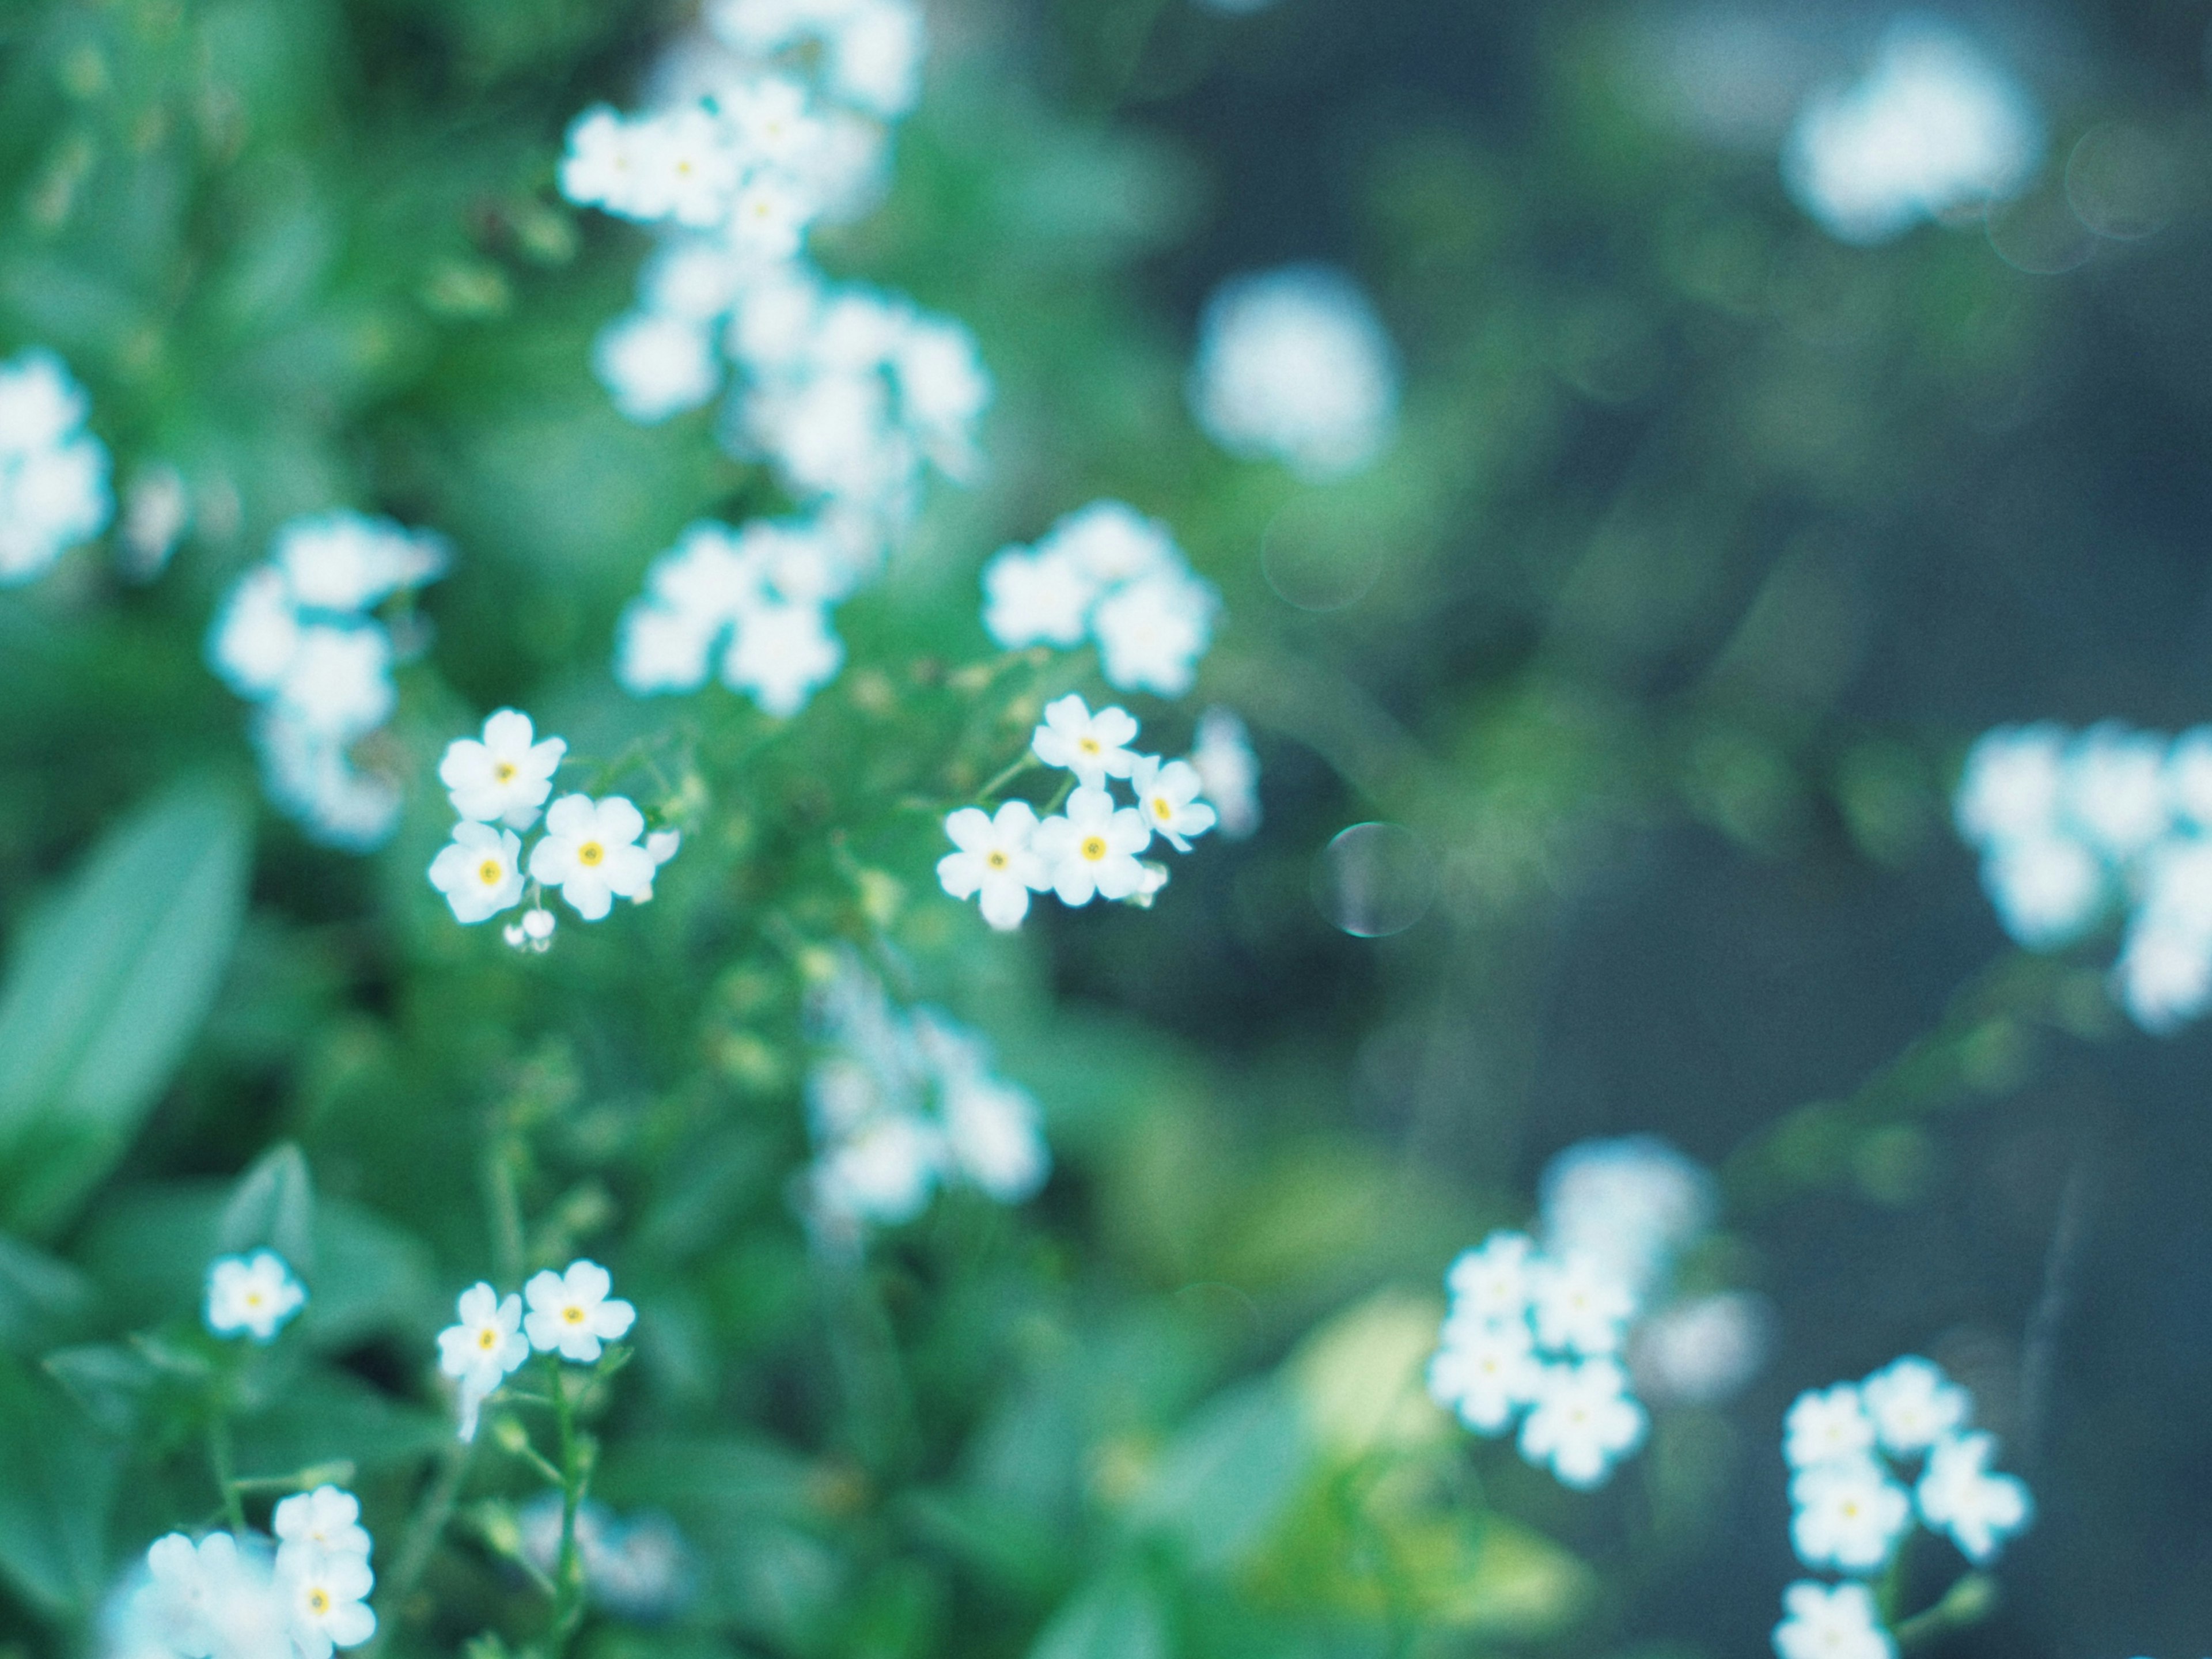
[528, 794, 658, 920]
[524, 1259, 637, 1362]
[205, 1250, 307, 1342]
[1031, 694, 1140, 790]
[1033, 786, 1152, 906]
[937, 801, 1050, 929]
[439, 709, 567, 828]
[430, 822, 527, 923]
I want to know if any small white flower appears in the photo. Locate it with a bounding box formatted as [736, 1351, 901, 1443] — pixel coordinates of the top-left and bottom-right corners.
[1979, 832, 2107, 949]
[207, 566, 303, 698]
[813, 1113, 944, 1228]
[135, 1532, 233, 1657]
[2065, 722, 2171, 860]
[938, 801, 1051, 930]
[1031, 694, 1141, 790]
[1954, 724, 2067, 847]
[982, 546, 1096, 649]
[273, 512, 446, 613]
[2168, 726, 2212, 828]
[1033, 786, 1152, 907]
[1859, 1355, 1970, 1456]
[724, 598, 844, 715]
[1785, 1383, 1877, 1469]
[1915, 1430, 2032, 1563]
[505, 907, 558, 954]
[2113, 917, 2212, 1033]
[1128, 755, 1216, 853]
[523, 1259, 637, 1362]
[1427, 1318, 1542, 1434]
[1516, 1359, 1647, 1488]
[275, 623, 395, 740]
[1091, 570, 1217, 698]
[1528, 1256, 1637, 1357]
[273, 1486, 371, 1571]
[205, 1250, 307, 1342]
[1630, 1290, 1772, 1406]
[437, 1282, 530, 1427]
[1790, 1456, 1913, 1573]
[1190, 707, 1260, 840]
[1539, 1135, 1715, 1298]
[440, 710, 567, 828]
[940, 1073, 1050, 1200]
[594, 312, 724, 425]
[281, 1547, 376, 1659]
[529, 794, 658, 921]
[1445, 1232, 1536, 1324]
[1772, 1581, 1895, 1659]
[429, 823, 527, 925]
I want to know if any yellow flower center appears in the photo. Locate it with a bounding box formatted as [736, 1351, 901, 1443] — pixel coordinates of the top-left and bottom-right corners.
[494, 761, 516, 782]
[1081, 836, 1107, 861]
[563, 1305, 586, 1324]
[478, 859, 503, 885]
[578, 841, 604, 866]
[478, 1327, 499, 1350]
[308, 1590, 330, 1615]
[1152, 797, 1171, 819]
[1078, 737, 1101, 756]
[986, 850, 1009, 870]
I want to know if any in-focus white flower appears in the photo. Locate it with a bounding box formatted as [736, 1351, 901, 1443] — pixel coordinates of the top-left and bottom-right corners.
[1031, 695, 1141, 790]
[1190, 707, 1261, 840]
[1128, 755, 1216, 853]
[1955, 724, 2067, 847]
[524, 1259, 638, 1362]
[1790, 1455, 1914, 1573]
[440, 710, 567, 829]
[429, 823, 527, 925]
[1979, 834, 2106, 949]
[1785, 1383, 1876, 1469]
[1782, 16, 2042, 246]
[1427, 1318, 1543, 1434]
[529, 794, 658, 921]
[2065, 723, 2172, 861]
[938, 801, 1050, 930]
[1444, 1230, 1536, 1324]
[1860, 1355, 1970, 1456]
[205, 1251, 307, 1342]
[1033, 786, 1152, 907]
[1516, 1359, 1647, 1489]
[437, 1282, 530, 1441]
[1528, 1256, 1637, 1357]
[1772, 1581, 1895, 1659]
[1189, 265, 1399, 480]
[1915, 1430, 2032, 1564]
[273, 1487, 372, 1571]
[282, 1548, 376, 1659]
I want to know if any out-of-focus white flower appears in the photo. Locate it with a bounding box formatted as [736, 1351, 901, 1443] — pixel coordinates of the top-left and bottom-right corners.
[1092, 570, 1218, 698]
[1538, 1135, 1715, 1298]
[504, 906, 559, 955]
[274, 513, 448, 613]
[1128, 755, 1216, 853]
[594, 313, 722, 422]
[709, 0, 926, 119]
[938, 801, 1050, 931]
[2113, 917, 2212, 1033]
[1783, 17, 2042, 246]
[1955, 724, 2067, 847]
[982, 503, 1217, 694]
[813, 1112, 942, 1226]
[0, 348, 112, 585]
[120, 464, 190, 580]
[1860, 1355, 1971, 1457]
[1630, 1290, 1772, 1406]
[1427, 1318, 1543, 1433]
[982, 544, 1094, 649]
[517, 1495, 695, 1622]
[1979, 834, 2107, 949]
[1772, 1581, 1895, 1659]
[940, 1071, 1050, 1201]
[1915, 1430, 2033, 1563]
[1031, 694, 1141, 790]
[529, 795, 658, 921]
[722, 595, 844, 714]
[429, 823, 527, 925]
[440, 710, 567, 829]
[1517, 1359, 1647, 1489]
[2065, 723, 2171, 861]
[1528, 1256, 1638, 1357]
[1190, 707, 1260, 839]
[1188, 265, 1399, 480]
[273, 1487, 372, 1573]
[1034, 786, 1152, 906]
[2167, 726, 2212, 827]
[523, 1259, 637, 1362]
[1785, 1384, 1876, 1470]
[1444, 1231, 1536, 1324]
[1790, 1456, 1914, 1573]
[205, 1251, 307, 1343]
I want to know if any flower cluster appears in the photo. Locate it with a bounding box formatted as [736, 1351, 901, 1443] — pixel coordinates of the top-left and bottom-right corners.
[1771, 1581, 1891, 1659]
[1187, 266, 1399, 482]
[518, 1495, 694, 1621]
[706, 0, 925, 120]
[435, 1260, 637, 1442]
[981, 502, 1220, 697]
[123, 1487, 376, 1659]
[204, 1250, 308, 1344]
[0, 347, 111, 584]
[207, 512, 448, 849]
[1783, 16, 2041, 247]
[1953, 721, 2212, 1031]
[1776, 1356, 2032, 1656]
[803, 955, 1049, 1245]
[938, 696, 1218, 931]
[1426, 1231, 1647, 1489]
[615, 515, 854, 713]
[427, 710, 679, 948]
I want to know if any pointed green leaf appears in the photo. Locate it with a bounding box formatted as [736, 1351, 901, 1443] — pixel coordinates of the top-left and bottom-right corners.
[1028, 1569, 1171, 1659]
[217, 1141, 317, 1275]
[0, 1355, 121, 1618]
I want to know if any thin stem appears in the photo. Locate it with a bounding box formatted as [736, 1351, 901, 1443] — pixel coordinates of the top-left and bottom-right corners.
[362, 1435, 474, 1659]
[484, 1137, 527, 1291]
[207, 1417, 247, 1535]
[1893, 1573, 1998, 1649]
[974, 753, 1038, 804]
[547, 1357, 590, 1655]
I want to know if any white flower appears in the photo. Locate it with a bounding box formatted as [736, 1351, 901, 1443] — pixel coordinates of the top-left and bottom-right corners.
[1859, 1355, 1970, 1456]
[1630, 1290, 1772, 1406]
[1092, 570, 1217, 698]
[1979, 833, 2106, 949]
[2168, 726, 2212, 828]
[0, 349, 112, 585]
[273, 512, 447, 613]
[505, 907, 558, 955]
[529, 794, 658, 920]
[1782, 17, 2041, 247]
[724, 599, 844, 715]
[1188, 265, 1399, 480]
[1527, 1256, 1637, 1357]
[1048, 499, 1177, 588]
[208, 566, 304, 698]
[429, 823, 527, 925]
[1915, 1430, 2032, 1563]
[594, 312, 722, 423]
[437, 1281, 530, 1433]
[281, 1548, 376, 1659]
[940, 1072, 1050, 1200]
[524, 1259, 637, 1362]
[1128, 755, 1216, 853]
[560, 105, 651, 214]
[1790, 1456, 1913, 1573]
[275, 624, 394, 739]
[0, 349, 88, 452]
[1031, 695, 1141, 790]
[1516, 1359, 1647, 1489]
[2066, 722, 2171, 859]
[440, 710, 567, 828]
[1784, 1383, 1876, 1469]
[2113, 917, 2212, 1033]
[982, 546, 1096, 649]
[813, 1113, 943, 1227]
[1033, 786, 1152, 907]
[205, 1251, 307, 1342]
[1190, 707, 1260, 840]
[135, 1532, 235, 1658]
[273, 1487, 371, 1572]
[1772, 1581, 1895, 1659]
[1444, 1230, 1535, 1324]
[1539, 1134, 1714, 1298]
[1954, 724, 2067, 847]
[938, 801, 1050, 930]
[1427, 1318, 1542, 1434]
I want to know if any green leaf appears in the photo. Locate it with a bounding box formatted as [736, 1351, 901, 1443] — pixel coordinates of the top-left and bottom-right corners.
[0, 1355, 120, 1618]
[1127, 1378, 1309, 1574]
[0, 1232, 93, 1353]
[0, 779, 253, 1238]
[217, 1141, 317, 1275]
[1028, 1569, 1171, 1659]
[41, 1341, 158, 1437]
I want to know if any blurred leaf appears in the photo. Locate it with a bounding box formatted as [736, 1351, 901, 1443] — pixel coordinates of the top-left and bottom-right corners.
[1128, 1378, 1308, 1574]
[1028, 1569, 1171, 1659]
[1287, 1289, 1451, 1460]
[0, 1355, 119, 1619]
[0, 779, 252, 1238]
[239, 1365, 448, 1476]
[216, 1141, 317, 1275]
[41, 1341, 157, 1437]
[0, 1233, 93, 1353]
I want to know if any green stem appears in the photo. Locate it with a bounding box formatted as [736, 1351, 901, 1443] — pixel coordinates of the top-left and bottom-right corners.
[974, 753, 1038, 804]
[207, 1417, 247, 1535]
[485, 1137, 527, 1290]
[1893, 1574, 1998, 1650]
[547, 1357, 590, 1655]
